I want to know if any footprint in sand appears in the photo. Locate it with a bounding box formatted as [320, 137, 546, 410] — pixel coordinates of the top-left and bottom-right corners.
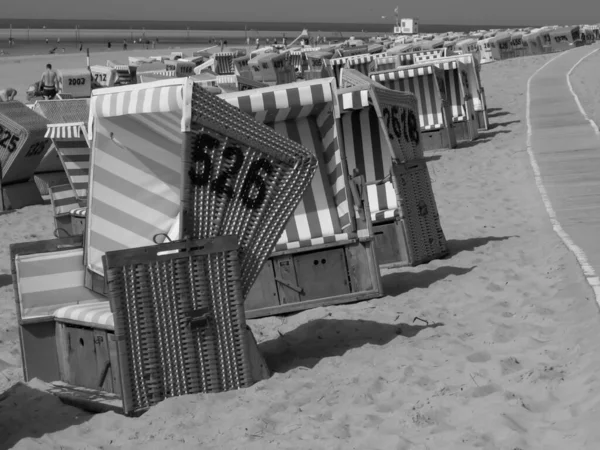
[493, 324, 518, 343]
[471, 383, 501, 398]
[467, 351, 491, 363]
[500, 356, 523, 375]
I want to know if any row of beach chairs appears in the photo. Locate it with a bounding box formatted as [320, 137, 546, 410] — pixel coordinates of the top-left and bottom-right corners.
[4, 49, 477, 415]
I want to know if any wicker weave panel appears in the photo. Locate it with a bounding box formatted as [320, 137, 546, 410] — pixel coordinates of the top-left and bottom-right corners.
[391, 160, 448, 265]
[104, 236, 251, 416]
[187, 83, 318, 296]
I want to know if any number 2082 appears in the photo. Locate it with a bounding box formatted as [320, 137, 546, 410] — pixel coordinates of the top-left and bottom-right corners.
[188, 134, 273, 210]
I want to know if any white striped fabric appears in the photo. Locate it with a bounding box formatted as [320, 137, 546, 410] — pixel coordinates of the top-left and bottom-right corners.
[91, 83, 184, 119]
[70, 207, 87, 217]
[340, 107, 397, 222]
[54, 301, 114, 330]
[86, 111, 182, 276]
[431, 60, 465, 120]
[428, 54, 483, 112]
[45, 123, 83, 140]
[15, 248, 106, 322]
[49, 184, 79, 216]
[371, 67, 445, 131]
[339, 90, 370, 110]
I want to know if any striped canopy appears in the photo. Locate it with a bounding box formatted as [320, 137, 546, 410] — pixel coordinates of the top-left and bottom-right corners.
[220, 78, 355, 249]
[214, 52, 236, 75]
[370, 65, 447, 131]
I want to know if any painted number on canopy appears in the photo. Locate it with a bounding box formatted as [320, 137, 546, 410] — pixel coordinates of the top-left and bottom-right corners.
[68, 78, 86, 86]
[94, 73, 107, 82]
[25, 140, 48, 158]
[188, 133, 273, 210]
[0, 125, 20, 153]
[382, 105, 420, 147]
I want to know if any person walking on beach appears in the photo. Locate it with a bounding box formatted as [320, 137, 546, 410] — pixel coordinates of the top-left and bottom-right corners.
[41, 64, 58, 100]
[45, 38, 49, 45]
[255, 38, 260, 49]
[79, 42, 83, 51]
[107, 41, 112, 49]
[0, 88, 17, 102]
[123, 39, 128, 50]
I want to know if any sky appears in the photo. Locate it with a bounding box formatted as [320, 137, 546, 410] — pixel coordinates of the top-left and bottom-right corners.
[5, 0, 599, 26]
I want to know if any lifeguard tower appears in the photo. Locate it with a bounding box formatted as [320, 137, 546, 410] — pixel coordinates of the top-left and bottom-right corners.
[394, 17, 419, 36]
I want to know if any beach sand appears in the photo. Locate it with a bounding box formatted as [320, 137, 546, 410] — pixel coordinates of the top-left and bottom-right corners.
[570, 48, 600, 129]
[2, 52, 600, 449]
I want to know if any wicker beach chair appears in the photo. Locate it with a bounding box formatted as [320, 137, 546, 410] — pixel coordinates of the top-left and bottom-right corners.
[107, 60, 137, 86]
[233, 55, 252, 78]
[215, 75, 268, 93]
[0, 102, 52, 209]
[428, 54, 489, 130]
[214, 52, 236, 75]
[57, 69, 93, 99]
[31, 99, 91, 195]
[370, 64, 457, 151]
[90, 65, 119, 88]
[338, 70, 448, 266]
[10, 235, 265, 416]
[220, 78, 384, 318]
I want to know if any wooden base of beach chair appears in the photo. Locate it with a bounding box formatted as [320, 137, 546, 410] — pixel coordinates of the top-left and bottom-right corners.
[55, 323, 122, 395]
[453, 120, 479, 142]
[476, 110, 489, 131]
[1, 180, 44, 210]
[244, 239, 383, 319]
[18, 320, 62, 383]
[71, 215, 86, 235]
[54, 214, 75, 237]
[50, 324, 268, 416]
[420, 127, 457, 151]
[33, 172, 70, 196]
[372, 219, 410, 267]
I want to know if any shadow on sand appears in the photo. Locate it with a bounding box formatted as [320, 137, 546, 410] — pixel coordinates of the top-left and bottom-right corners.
[446, 235, 516, 257]
[259, 318, 444, 373]
[0, 382, 92, 449]
[382, 265, 476, 297]
[0, 274, 12, 288]
[489, 120, 521, 129]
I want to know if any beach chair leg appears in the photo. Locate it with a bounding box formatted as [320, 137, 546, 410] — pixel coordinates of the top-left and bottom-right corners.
[1, 180, 44, 210]
[246, 326, 271, 382]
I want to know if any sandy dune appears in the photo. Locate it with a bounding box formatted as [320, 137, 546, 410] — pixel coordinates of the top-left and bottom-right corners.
[2, 52, 600, 449]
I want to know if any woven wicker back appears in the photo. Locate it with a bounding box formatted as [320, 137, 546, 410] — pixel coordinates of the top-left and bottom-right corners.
[32, 99, 90, 124]
[104, 235, 251, 416]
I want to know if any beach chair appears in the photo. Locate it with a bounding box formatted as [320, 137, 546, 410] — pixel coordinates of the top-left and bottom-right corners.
[288, 51, 307, 76]
[10, 234, 267, 416]
[107, 61, 136, 86]
[31, 99, 90, 195]
[164, 59, 196, 77]
[329, 53, 388, 84]
[233, 54, 253, 78]
[214, 52, 236, 75]
[428, 54, 488, 130]
[220, 78, 384, 318]
[477, 38, 495, 63]
[304, 51, 334, 80]
[90, 65, 118, 88]
[0, 102, 52, 210]
[247, 53, 295, 85]
[510, 33, 527, 57]
[411, 49, 447, 63]
[82, 78, 317, 303]
[57, 69, 93, 99]
[428, 60, 479, 141]
[337, 71, 448, 266]
[370, 64, 457, 151]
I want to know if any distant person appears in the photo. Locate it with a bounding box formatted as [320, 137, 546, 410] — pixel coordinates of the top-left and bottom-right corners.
[45, 38, 49, 44]
[40, 63, 58, 100]
[220, 40, 224, 52]
[79, 42, 83, 51]
[123, 40, 127, 50]
[266, 38, 270, 46]
[282, 34, 287, 46]
[0, 87, 17, 102]
[107, 41, 111, 49]
[246, 36, 250, 46]
[256, 38, 260, 49]
[273, 38, 277, 45]
[224, 39, 228, 47]
[57, 37, 60, 44]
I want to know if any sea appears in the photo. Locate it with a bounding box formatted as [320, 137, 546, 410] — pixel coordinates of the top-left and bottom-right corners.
[0, 19, 529, 57]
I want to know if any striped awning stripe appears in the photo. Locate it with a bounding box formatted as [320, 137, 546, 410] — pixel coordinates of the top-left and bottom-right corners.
[91, 81, 184, 119]
[55, 301, 114, 330]
[339, 90, 369, 110]
[429, 54, 484, 112]
[55, 140, 91, 200]
[45, 123, 84, 140]
[49, 184, 79, 216]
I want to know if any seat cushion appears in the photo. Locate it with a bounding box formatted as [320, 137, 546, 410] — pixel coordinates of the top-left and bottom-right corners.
[54, 301, 114, 330]
[371, 208, 399, 223]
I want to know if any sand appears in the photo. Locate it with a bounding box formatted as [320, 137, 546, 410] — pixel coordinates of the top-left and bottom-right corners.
[2, 51, 600, 449]
[570, 48, 600, 130]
